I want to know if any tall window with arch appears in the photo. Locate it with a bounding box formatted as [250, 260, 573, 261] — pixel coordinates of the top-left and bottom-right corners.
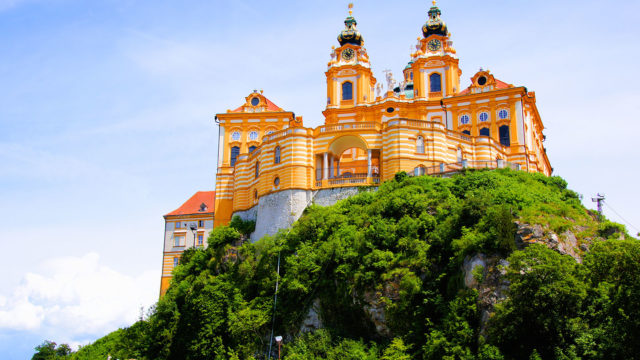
[416, 136, 425, 154]
[342, 81, 353, 100]
[479, 127, 490, 137]
[430, 73, 442, 93]
[274, 145, 281, 164]
[255, 161, 260, 178]
[230, 146, 240, 167]
[457, 147, 463, 163]
[248, 146, 256, 153]
[499, 125, 510, 146]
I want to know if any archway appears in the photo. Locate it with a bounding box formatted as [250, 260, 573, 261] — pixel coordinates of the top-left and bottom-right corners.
[317, 135, 380, 182]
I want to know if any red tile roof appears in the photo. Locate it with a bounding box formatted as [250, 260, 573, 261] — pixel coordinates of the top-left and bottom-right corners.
[231, 97, 283, 113]
[458, 79, 512, 95]
[164, 191, 215, 217]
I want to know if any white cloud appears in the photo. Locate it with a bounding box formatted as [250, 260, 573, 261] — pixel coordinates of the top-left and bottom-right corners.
[0, 253, 158, 345]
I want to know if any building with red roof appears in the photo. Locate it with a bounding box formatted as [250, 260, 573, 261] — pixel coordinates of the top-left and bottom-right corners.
[160, 191, 215, 296]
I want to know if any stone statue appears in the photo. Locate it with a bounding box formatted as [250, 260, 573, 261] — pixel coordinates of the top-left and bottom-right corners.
[383, 70, 396, 93]
[376, 83, 383, 98]
[399, 80, 407, 94]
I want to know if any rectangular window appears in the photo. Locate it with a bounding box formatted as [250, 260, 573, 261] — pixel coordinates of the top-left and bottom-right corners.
[198, 220, 204, 228]
[173, 257, 179, 267]
[198, 234, 204, 246]
[175, 222, 181, 229]
[174, 235, 185, 247]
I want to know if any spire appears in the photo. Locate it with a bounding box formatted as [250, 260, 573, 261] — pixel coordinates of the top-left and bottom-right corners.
[422, 1, 449, 37]
[338, 3, 364, 46]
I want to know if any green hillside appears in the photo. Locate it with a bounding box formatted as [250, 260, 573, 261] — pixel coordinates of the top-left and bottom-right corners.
[36, 169, 639, 360]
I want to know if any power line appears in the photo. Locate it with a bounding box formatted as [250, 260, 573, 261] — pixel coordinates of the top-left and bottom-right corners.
[603, 201, 640, 234]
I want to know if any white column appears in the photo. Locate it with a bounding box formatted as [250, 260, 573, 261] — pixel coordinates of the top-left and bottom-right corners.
[367, 149, 372, 178]
[323, 152, 329, 180]
[329, 156, 334, 179]
[336, 160, 340, 177]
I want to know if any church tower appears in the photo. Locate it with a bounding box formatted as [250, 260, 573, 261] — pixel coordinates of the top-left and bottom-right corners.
[411, 1, 461, 99]
[324, 4, 377, 123]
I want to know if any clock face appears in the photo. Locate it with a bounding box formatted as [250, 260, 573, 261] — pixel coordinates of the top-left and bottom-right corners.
[342, 48, 355, 61]
[427, 39, 442, 51]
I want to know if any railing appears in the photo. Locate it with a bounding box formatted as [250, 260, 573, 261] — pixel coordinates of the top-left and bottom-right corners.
[447, 130, 472, 142]
[409, 160, 521, 178]
[317, 122, 379, 134]
[315, 165, 380, 189]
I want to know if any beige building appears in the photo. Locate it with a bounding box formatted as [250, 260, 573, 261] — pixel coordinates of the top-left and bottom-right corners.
[160, 191, 215, 296]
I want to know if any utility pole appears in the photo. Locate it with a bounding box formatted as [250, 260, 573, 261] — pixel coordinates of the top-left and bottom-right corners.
[592, 193, 605, 222]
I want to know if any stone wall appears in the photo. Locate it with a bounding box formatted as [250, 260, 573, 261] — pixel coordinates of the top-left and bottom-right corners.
[232, 186, 376, 242]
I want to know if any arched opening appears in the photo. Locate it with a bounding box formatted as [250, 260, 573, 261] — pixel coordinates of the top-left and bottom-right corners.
[317, 135, 380, 183]
[479, 127, 490, 137]
[416, 136, 425, 154]
[248, 145, 256, 153]
[499, 125, 510, 146]
[230, 146, 240, 167]
[274, 146, 281, 164]
[429, 73, 442, 93]
[342, 81, 353, 100]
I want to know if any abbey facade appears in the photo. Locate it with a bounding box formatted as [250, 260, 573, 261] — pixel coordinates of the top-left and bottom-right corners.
[212, 3, 551, 237]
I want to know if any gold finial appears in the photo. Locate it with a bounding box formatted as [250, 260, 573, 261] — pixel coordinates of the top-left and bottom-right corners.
[432, 0, 437, 6]
[348, 3, 353, 16]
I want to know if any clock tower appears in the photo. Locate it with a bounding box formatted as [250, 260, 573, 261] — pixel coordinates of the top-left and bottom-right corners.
[411, 1, 461, 99]
[324, 3, 377, 120]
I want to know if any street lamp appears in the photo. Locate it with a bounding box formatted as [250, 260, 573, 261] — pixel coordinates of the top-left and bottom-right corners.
[189, 223, 197, 246]
[275, 336, 283, 360]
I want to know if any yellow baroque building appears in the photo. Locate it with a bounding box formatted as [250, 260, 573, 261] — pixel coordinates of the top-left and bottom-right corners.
[213, 3, 551, 237]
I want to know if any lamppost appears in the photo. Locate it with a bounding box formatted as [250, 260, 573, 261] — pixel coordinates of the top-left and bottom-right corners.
[189, 223, 197, 246]
[275, 336, 282, 360]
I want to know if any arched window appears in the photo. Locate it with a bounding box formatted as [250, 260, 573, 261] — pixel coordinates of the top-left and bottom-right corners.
[479, 112, 489, 122]
[414, 166, 426, 176]
[274, 146, 281, 164]
[498, 109, 509, 120]
[255, 161, 260, 178]
[499, 125, 510, 146]
[231, 131, 241, 141]
[460, 114, 470, 125]
[230, 146, 240, 167]
[342, 81, 353, 100]
[416, 136, 425, 153]
[430, 73, 442, 93]
[248, 146, 256, 153]
[249, 131, 259, 141]
[457, 147, 463, 162]
[479, 127, 490, 137]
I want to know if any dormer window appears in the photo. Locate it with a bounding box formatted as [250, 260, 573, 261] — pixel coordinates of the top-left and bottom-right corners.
[251, 97, 260, 106]
[342, 81, 353, 100]
[477, 76, 487, 86]
[199, 203, 207, 212]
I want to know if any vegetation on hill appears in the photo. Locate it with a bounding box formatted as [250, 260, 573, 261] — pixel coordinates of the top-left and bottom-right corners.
[33, 169, 638, 360]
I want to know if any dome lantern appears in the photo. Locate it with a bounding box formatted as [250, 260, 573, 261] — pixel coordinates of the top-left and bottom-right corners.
[338, 3, 364, 46]
[422, 0, 449, 38]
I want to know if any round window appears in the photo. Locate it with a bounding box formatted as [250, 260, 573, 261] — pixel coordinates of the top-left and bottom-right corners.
[477, 76, 487, 86]
[479, 112, 489, 122]
[498, 109, 509, 120]
[232, 131, 241, 141]
[460, 115, 470, 125]
[251, 97, 260, 106]
[249, 131, 259, 141]
[274, 177, 280, 186]
[386, 107, 395, 113]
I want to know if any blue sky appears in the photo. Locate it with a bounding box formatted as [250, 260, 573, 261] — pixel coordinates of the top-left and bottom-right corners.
[1, 0, 639, 358]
